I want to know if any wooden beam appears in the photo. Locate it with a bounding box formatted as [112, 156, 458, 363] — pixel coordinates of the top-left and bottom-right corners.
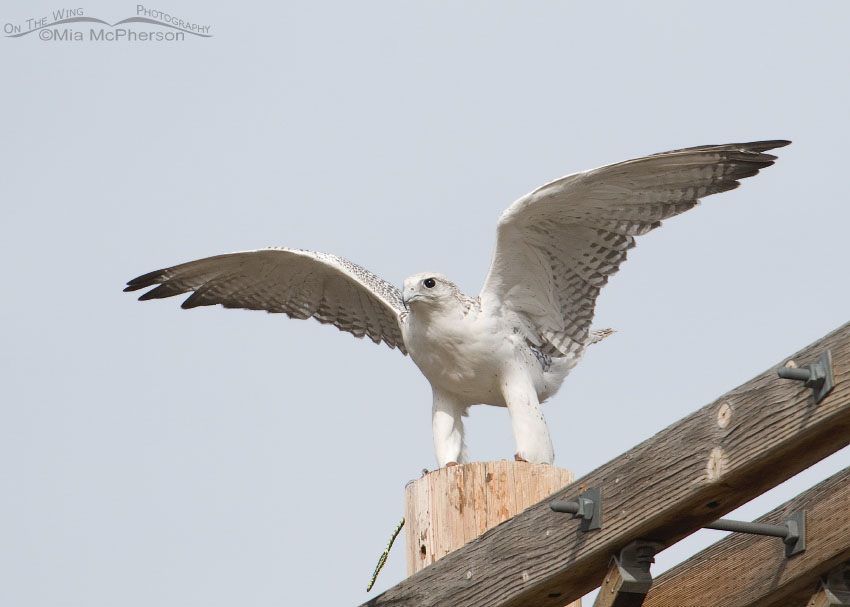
[810, 562, 850, 606]
[593, 562, 648, 607]
[808, 561, 850, 607]
[592, 541, 663, 607]
[360, 321, 850, 607]
[644, 466, 850, 607]
[810, 587, 850, 607]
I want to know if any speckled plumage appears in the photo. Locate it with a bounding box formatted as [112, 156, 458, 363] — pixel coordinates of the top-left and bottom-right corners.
[125, 140, 789, 466]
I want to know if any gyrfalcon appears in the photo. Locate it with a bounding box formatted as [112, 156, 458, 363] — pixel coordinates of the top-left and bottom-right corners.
[125, 140, 789, 467]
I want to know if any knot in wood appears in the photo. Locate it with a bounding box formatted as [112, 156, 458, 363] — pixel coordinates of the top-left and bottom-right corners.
[716, 401, 733, 429]
[706, 447, 726, 481]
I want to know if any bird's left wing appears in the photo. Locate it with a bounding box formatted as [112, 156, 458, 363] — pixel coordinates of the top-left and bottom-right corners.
[125, 247, 408, 353]
[479, 140, 790, 359]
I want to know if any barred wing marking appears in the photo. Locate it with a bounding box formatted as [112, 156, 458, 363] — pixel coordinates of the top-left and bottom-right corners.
[125, 247, 408, 353]
[480, 140, 790, 358]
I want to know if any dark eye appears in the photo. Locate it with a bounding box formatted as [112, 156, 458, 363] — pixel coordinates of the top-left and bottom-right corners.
[423, 278, 436, 288]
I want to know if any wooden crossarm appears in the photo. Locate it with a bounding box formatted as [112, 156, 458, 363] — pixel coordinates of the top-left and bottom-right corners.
[645, 467, 850, 607]
[360, 320, 850, 607]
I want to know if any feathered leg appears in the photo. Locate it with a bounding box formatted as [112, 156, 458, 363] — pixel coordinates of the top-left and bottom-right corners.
[501, 372, 555, 464]
[431, 389, 468, 468]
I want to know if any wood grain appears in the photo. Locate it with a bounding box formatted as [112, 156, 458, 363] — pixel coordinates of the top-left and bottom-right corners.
[644, 466, 850, 607]
[404, 462, 574, 575]
[361, 320, 850, 607]
[593, 562, 648, 607]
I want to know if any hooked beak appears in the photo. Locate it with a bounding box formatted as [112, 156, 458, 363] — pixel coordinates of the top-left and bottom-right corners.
[402, 290, 422, 308]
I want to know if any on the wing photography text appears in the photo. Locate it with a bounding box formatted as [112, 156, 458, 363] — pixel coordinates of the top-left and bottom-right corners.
[3, 5, 212, 42]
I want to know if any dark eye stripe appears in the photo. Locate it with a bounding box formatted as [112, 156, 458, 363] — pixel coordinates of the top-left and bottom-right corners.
[424, 278, 436, 288]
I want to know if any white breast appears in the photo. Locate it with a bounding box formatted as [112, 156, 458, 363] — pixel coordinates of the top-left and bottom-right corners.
[402, 305, 525, 406]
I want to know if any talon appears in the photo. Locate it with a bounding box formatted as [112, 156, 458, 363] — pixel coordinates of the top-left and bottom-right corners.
[445, 461, 459, 467]
[514, 453, 528, 462]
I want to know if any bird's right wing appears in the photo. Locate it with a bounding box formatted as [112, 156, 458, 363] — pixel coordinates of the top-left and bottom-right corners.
[125, 247, 408, 353]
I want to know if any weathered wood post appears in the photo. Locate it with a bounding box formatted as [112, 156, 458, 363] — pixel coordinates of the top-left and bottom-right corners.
[404, 460, 580, 606]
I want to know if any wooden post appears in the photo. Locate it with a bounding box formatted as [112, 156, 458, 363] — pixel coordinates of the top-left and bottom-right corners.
[807, 560, 850, 606]
[593, 562, 648, 607]
[404, 461, 579, 605]
[593, 541, 663, 607]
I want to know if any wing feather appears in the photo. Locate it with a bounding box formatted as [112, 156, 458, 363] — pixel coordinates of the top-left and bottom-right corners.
[125, 247, 407, 353]
[480, 140, 790, 358]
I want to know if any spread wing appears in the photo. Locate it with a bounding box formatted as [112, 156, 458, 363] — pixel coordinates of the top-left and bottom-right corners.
[125, 247, 408, 353]
[479, 140, 790, 358]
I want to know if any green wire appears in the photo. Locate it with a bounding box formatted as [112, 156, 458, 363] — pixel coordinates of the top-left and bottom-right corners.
[366, 517, 405, 592]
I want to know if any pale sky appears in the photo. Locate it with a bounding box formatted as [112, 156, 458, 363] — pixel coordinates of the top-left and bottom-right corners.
[2, 2, 849, 605]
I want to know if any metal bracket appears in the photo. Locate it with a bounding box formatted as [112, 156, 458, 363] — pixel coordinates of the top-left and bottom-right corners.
[613, 540, 665, 595]
[777, 350, 834, 404]
[550, 486, 602, 531]
[704, 510, 806, 557]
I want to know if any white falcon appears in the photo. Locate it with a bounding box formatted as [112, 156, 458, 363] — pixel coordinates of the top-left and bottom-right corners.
[125, 140, 789, 467]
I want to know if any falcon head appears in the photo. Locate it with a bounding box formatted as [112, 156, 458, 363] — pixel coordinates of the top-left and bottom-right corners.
[402, 272, 459, 308]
